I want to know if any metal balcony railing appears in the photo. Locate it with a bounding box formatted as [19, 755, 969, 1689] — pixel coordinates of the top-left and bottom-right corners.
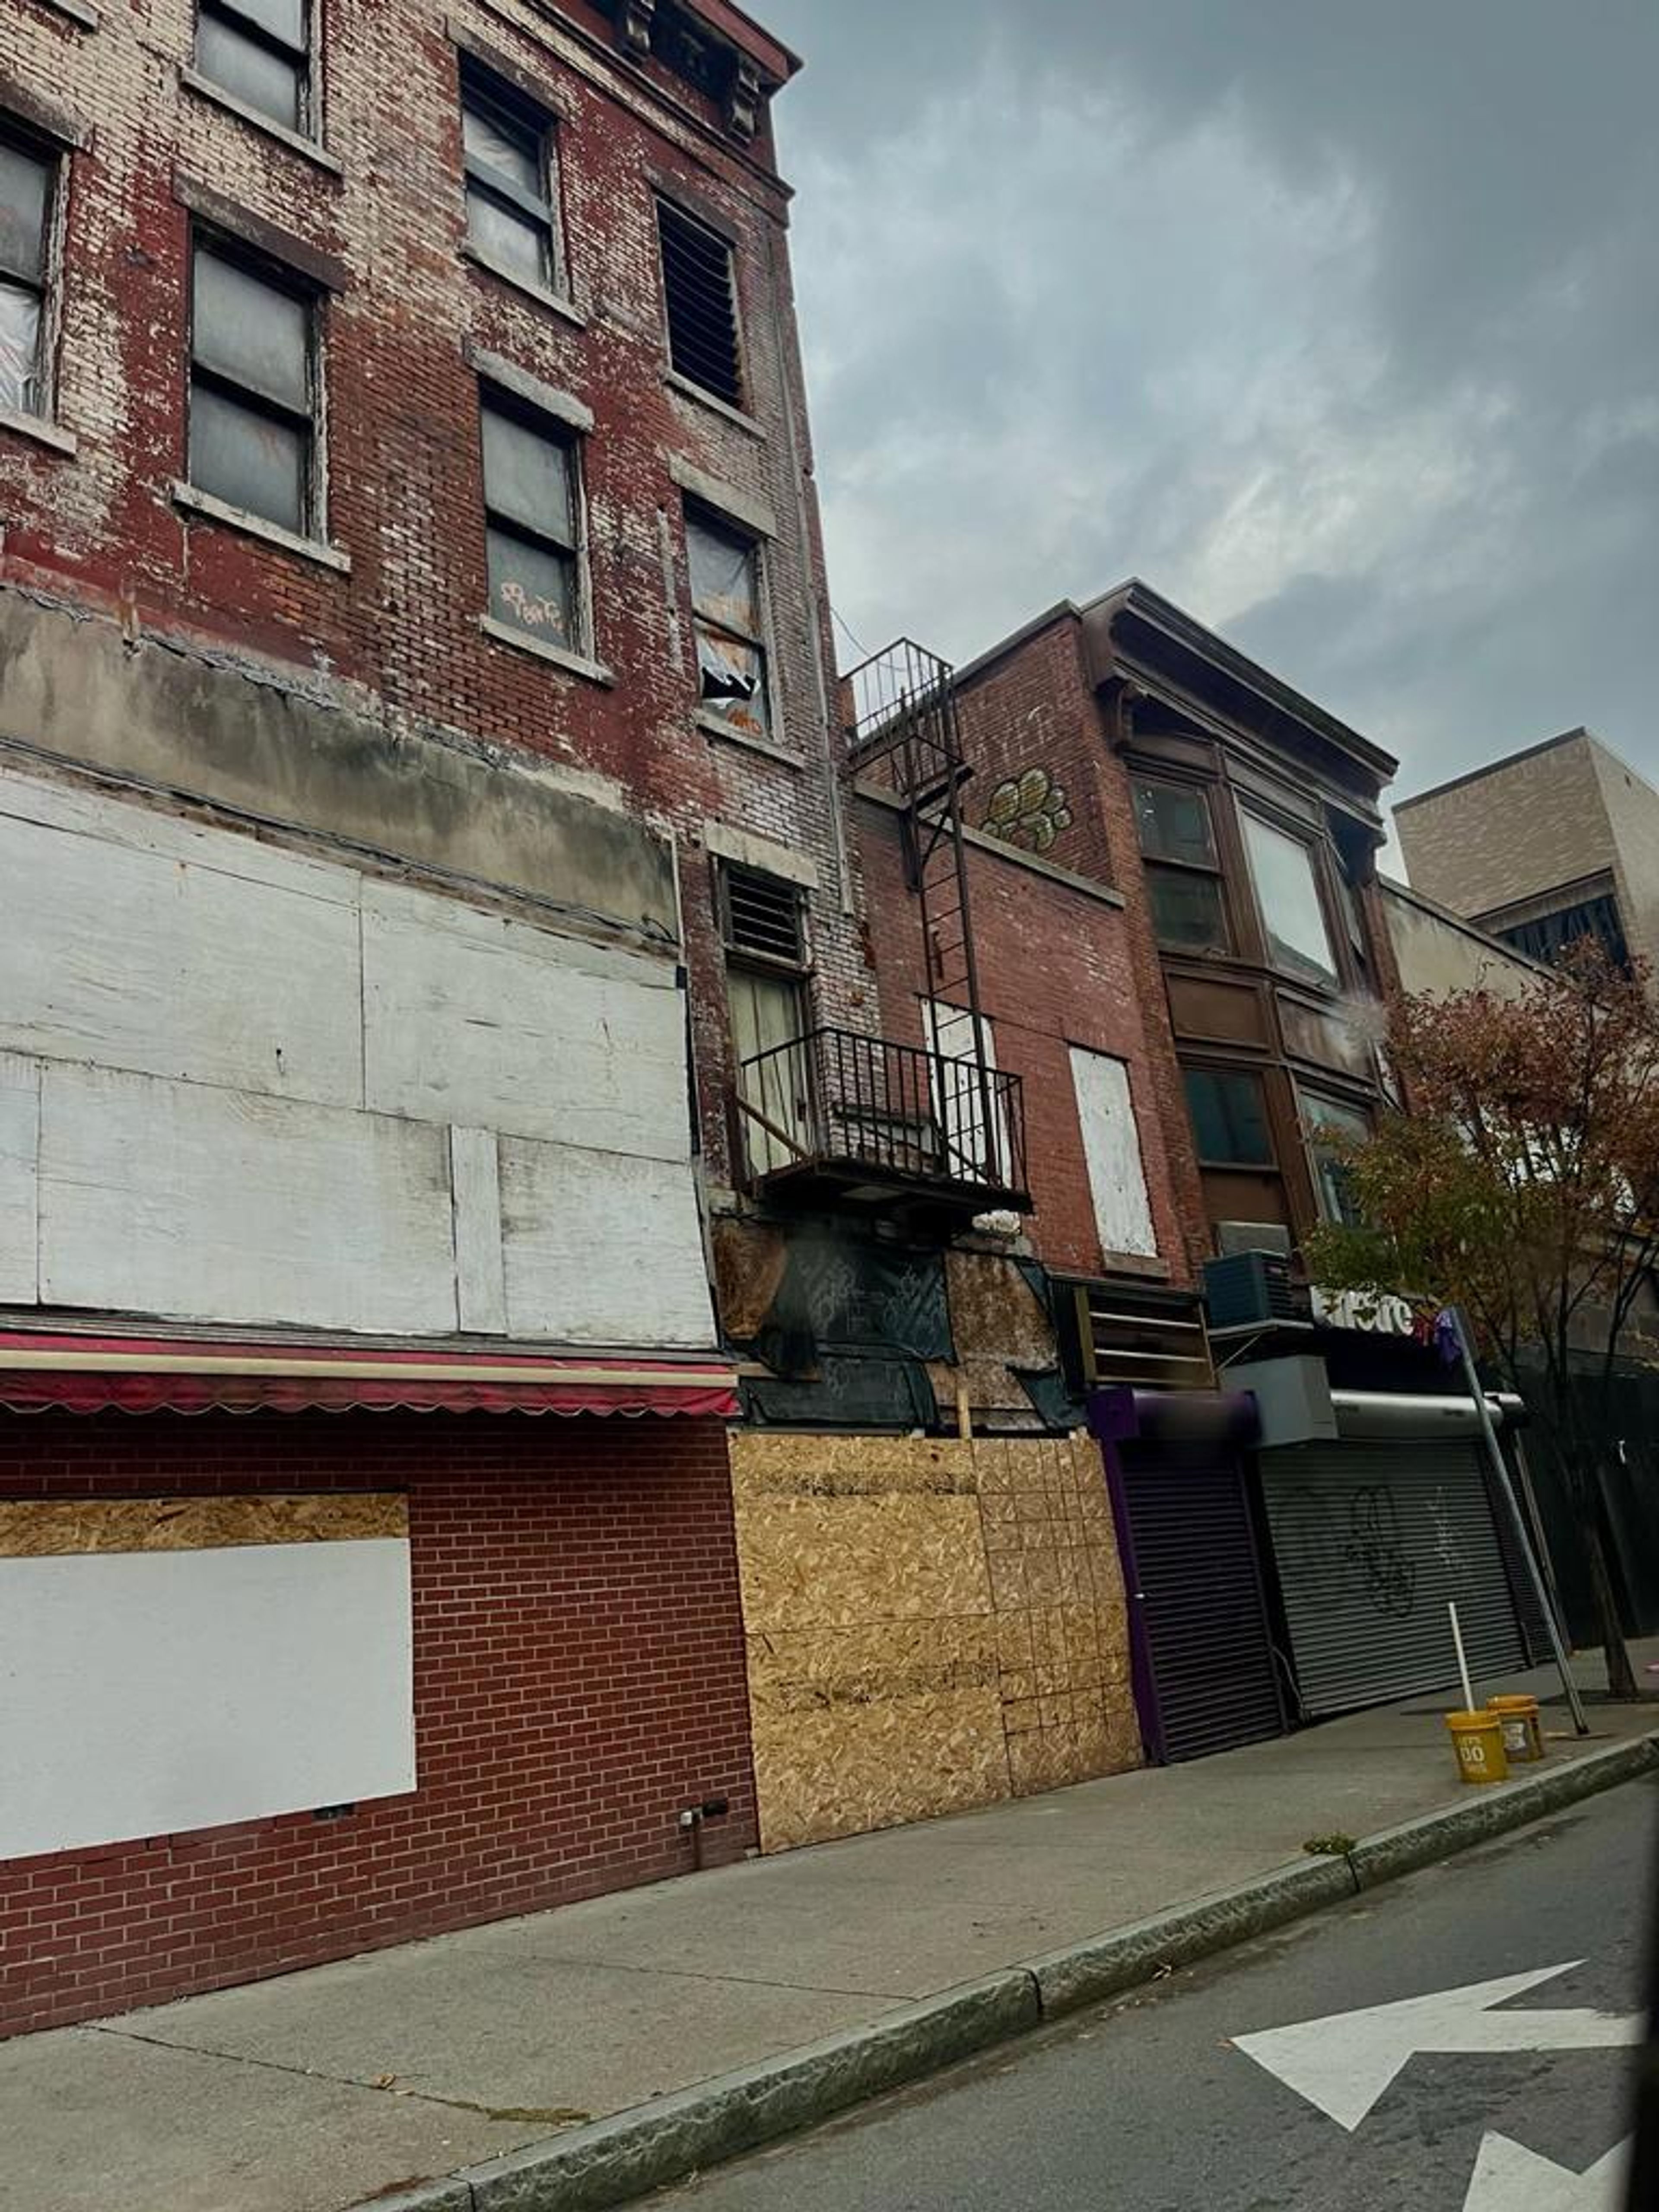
[736, 1025, 1029, 1204]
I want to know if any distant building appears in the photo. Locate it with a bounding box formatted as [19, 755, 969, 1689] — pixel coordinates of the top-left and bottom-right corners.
[1395, 730, 1659, 979]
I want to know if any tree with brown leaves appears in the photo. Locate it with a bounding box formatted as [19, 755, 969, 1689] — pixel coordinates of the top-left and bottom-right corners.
[1306, 943, 1659, 1702]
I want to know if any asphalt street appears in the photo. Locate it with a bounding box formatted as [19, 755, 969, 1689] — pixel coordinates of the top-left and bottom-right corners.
[654, 1775, 1659, 2211]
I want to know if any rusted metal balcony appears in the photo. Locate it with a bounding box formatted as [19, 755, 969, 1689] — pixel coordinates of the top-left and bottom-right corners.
[735, 1025, 1031, 1214]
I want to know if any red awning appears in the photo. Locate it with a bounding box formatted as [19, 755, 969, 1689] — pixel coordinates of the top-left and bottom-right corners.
[0, 1333, 739, 1420]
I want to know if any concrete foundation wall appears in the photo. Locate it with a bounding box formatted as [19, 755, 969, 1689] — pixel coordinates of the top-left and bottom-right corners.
[730, 1432, 1141, 1853]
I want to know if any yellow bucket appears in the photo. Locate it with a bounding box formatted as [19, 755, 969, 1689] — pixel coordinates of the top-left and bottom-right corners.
[1487, 1694, 1546, 1764]
[1446, 1709, 1510, 1785]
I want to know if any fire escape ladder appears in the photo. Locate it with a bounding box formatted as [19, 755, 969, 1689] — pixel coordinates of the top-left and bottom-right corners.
[847, 640, 1007, 1190]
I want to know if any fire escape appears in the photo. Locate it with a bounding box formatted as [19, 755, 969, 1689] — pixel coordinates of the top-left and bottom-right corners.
[734, 640, 1030, 1216]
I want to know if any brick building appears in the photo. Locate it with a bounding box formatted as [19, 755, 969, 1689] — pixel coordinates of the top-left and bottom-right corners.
[0, 0, 864, 2034]
[1395, 728, 1659, 985]
[882, 582, 1551, 1766]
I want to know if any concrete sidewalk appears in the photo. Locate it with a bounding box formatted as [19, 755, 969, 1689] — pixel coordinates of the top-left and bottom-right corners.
[5, 1647, 1658, 2212]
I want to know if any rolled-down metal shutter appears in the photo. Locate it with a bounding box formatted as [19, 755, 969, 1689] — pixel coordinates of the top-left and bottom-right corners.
[1259, 1439, 1525, 1719]
[1115, 1448, 1287, 1762]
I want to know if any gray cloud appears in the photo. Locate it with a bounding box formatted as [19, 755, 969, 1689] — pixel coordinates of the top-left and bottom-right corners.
[761, 0, 1659, 806]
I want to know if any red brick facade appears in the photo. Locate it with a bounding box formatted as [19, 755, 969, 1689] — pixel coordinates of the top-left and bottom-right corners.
[2, 0, 864, 1191]
[0, 1411, 755, 2037]
[857, 801, 1197, 1284]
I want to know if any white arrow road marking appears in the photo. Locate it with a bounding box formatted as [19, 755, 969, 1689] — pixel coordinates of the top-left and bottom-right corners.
[1232, 1962, 1642, 2130]
[1462, 2132, 1630, 2210]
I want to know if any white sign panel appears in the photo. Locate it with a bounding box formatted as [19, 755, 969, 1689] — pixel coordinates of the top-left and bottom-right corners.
[0, 1540, 415, 1859]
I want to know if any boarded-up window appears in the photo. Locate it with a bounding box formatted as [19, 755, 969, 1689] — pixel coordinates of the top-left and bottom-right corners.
[1070, 1046, 1158, 1260]
[461, 62, 560, 289]
[190, 238, 319, 534]
[0, 130, 57, 418]
[658, 199, 742, 407]
[197, 0, 311, 133]
[688, 508, 770, 740]
[480, 393, 582, 648]
[927, 1002, 1008, 1185]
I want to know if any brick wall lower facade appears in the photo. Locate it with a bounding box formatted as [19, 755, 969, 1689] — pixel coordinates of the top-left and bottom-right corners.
[0, 1410, 756, 2038]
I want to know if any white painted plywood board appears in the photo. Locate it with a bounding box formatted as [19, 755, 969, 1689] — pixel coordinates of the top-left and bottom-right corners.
[362, 883, 689, 1159]
[500, 1138, 716, 1348]
[0, 803, 364, 1107]
[0, 1052, 39, 1303]
[37, 1063, 458, 1335]
[450, 1126, 507, 1335]
[0, 1539, 414, 1859]
[1070, 1046, 1159, 1259]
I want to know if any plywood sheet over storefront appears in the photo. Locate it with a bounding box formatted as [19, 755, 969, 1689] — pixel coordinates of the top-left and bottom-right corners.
[731, 1433, 1138, 1852]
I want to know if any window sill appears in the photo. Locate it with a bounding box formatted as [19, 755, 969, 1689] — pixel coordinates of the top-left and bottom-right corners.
[178, 67, 344, 176]
[478, 616, 614, 685]
[0, 408, 78, 458]
[665, 372, 764, 439]
[31, 0, 99, 25]
[172, 482, 352, 572]
[697, 709, 802, 767]
[460, 244, 588, 329]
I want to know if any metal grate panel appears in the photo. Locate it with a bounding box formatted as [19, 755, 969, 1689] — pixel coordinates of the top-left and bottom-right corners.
[1259, 1439, 1525, 1720]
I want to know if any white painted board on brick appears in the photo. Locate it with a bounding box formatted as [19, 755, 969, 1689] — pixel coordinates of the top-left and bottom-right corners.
[500, 1137, 717, 1348]
[362, 883, 689, 1160]
[0, 1539, 414, 1859]
[37, 1062, 458, 1336]
[1070, 1045, 1159, 1260]
[0, 774, 365, 1108]
[0, 1052, 38, 1304]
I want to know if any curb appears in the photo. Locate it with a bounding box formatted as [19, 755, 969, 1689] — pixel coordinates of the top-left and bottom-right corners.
[357, 1732, 1659, 2212]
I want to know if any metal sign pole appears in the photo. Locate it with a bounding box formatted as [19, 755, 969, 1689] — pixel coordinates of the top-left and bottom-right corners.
[1448, 1305, 1590, 1738]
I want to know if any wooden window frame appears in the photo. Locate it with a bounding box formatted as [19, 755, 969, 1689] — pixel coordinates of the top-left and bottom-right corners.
[459, 59, 563, 295]
[1131, 773, 1234, 957]
[197, 0, 315, 137]
[477, 385, 590, 656]
[656, 196, 744, 409]
[687, 501, 775, 743]
[0, 117, 69, 424]
[188, 227, 323, 538]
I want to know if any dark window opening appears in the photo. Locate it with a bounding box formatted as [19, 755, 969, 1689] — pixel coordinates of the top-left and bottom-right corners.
[0, 128, 55, 418]
[189, 237, 318, 534]
[480, 392, 582, 649]
[461, 62, 559, 290]
[1184, 1067, 1275, 1168]
[1134, 779, 1230, 955]
[1497, 893, 1630, 973]
[719, 859, 804, 967]
[197, 0, 311, 133]
[658, 200, 742, 407]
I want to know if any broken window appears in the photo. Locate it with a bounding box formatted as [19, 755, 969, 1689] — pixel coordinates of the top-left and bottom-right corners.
[461, 62, 560, 290]
[197, 0, 311, 133]
[688, 508, 769, 740]
[480, 392, 582, 648]
[0, 129, 57, 418]
[189, 238, 318, 534]
[657, 200, 742, 407]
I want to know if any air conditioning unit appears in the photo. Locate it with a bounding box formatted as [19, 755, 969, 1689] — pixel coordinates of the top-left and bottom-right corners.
[1203, 1250, 1301, 1330]
[1216, 1220, 1294, 1258]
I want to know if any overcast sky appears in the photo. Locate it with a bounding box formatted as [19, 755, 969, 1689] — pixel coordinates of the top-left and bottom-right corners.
[760, 0, 1658, 811]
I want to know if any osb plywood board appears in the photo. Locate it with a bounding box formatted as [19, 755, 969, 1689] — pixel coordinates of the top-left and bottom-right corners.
[729, 1431, 979, 1500]
[0, 1494, 408, 1558]
[736, 1497, 992, 1632]
[747, 1621, 1008, 1852]
[946, 1250, 1057, 1366]
[732, 1430, 1139, 1852]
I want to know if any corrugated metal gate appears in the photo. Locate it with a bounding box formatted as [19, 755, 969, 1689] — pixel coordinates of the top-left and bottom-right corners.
[1113, 1446, 1287, 1763]
[1259, 1439, 1526, 1719]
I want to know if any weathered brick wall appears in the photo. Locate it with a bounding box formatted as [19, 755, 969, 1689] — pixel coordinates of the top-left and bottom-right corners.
[0, 1411, 756, 2037]
[1, 0, 865, 1189]
[856, 800, 1196, 1284]
[938, 623, 1209, 1278]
